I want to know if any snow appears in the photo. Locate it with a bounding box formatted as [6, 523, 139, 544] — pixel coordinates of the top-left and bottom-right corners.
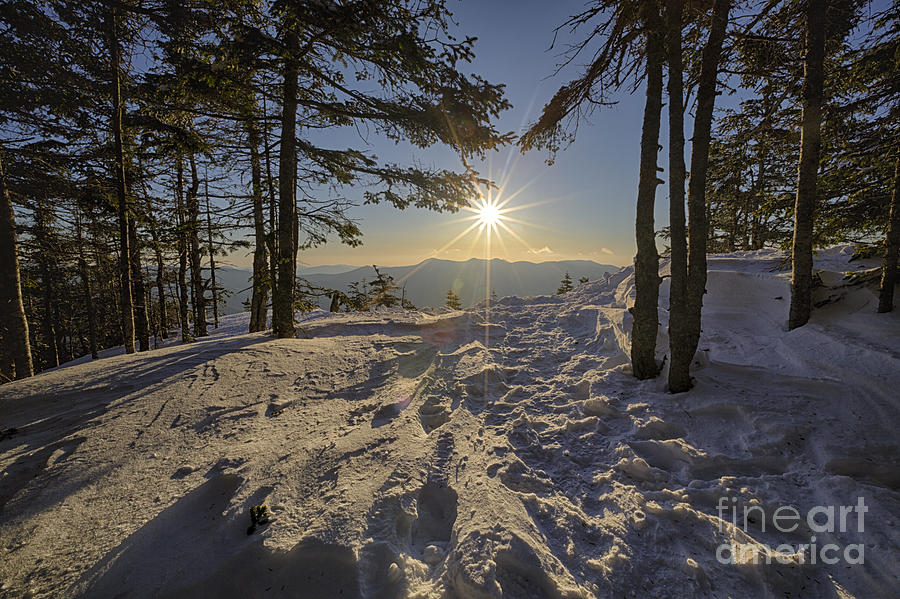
[1, 245, 899, 598]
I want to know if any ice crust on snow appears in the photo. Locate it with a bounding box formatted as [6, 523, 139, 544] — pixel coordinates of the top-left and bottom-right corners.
[1, 245, 899, 598]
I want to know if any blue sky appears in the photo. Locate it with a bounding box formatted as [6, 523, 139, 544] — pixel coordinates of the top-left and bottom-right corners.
[220, 0, 890, 269]
[248, 0, 657, 269]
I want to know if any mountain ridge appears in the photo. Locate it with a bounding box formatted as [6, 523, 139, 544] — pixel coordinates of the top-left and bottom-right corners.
[215, 257, 620, 313]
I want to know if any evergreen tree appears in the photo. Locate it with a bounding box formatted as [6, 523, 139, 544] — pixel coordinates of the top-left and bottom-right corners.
[668, 0, 731, 392]
[346, 279, 370, 312]
[257, 1, 512, 337]
[0, 151, 33, 380]
[789, 0, 828, 330]
[521, 0, 667, 380]
[370, 266, 400, 309]
[446, 289, 462, 310]
[557, 272, 574, 294]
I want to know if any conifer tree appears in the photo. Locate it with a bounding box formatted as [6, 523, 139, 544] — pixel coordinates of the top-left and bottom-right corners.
[254, 0, 512, 337]
[0, 151, 33, 380]
[446, 289, 462, 310]
[789, 0, 827, 330]
[521, 0, 667, 380]
[668, 0, 732, 392]
[370, 266, 400, 309]
[557, 272, 574, 294]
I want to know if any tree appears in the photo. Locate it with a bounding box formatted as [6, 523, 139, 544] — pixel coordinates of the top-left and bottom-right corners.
[370, 266, 400, 308]
[247, 116, 269, 332]
[264, 1, 512, 338]
[789, 0, 827, 330]
[631, 1, 666, 379]
[446, 289, 462, 310]
[0, 151, 33, 380]
[668, 0, 732, 392]
[400, 285, 415, 310]
[107, 5, 135, 354]
[520, 0, 667, 380]
[557, 272, 574, 294]
[578, 276, 589, 285]
[346, 278, 370, 312]
[854, 4, 900, 313]
[664, 0, 689, 391]
[174, 157, 192, 343]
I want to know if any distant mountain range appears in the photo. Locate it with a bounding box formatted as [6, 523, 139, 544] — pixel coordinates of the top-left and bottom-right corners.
[214, 258, 619, 314]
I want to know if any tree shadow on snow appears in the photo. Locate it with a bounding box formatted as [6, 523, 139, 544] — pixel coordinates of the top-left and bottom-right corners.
[74, 472, 362, 598]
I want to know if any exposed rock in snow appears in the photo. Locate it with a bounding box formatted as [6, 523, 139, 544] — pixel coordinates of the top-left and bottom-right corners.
[1, 245, 898, 598]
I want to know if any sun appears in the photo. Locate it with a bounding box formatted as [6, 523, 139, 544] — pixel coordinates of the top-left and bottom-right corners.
[477, 201, 502, 228]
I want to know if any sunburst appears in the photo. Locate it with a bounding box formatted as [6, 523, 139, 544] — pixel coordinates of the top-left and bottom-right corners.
[473, 197, 504, 229]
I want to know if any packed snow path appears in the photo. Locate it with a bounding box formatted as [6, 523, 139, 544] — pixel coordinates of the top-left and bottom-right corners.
[1, 246, 899, 598]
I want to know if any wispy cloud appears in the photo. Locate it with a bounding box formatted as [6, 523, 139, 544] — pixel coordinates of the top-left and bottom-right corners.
[599, 247, 614, 255]
[529, 246, 554, 255]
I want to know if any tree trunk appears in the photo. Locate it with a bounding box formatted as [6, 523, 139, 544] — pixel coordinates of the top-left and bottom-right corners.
[34, 202, 59, 369]
[273, 41, 299, 339]
[204, 174, 219, 329]
[175, 156, 192, 342]
[789, 0, 826, 330]
[248, 119, 269, 333]
[680, 0, 731, 390]
[129, 218, 150, 351]
[108, 6, 135, 354]
[75, 208, 99, 359]
[262, 96, 279, 302]
[878, 151, 900, 313]
[631, 2, 665, 380]
[187, 154, 207, 337]
[0, 151, 33, 379]
[148, 210, 168, 338]
[665, 0, 690, 392]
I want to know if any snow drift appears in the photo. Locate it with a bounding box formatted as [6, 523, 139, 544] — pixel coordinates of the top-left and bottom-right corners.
[1, 245, 899, 598]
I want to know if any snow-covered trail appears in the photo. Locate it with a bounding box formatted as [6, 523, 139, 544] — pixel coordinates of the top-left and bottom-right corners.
[1, 246, 899, 598]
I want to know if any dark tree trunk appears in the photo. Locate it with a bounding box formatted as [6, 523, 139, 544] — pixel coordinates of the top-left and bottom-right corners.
[34, 202, 59, 369]
[247, 119, 269, 333]
[752, 156, 766, 250]
[273, 42, 299, 339]
[148, 211, 168, 338]
[665, 0, 690, 392]
[789, 0, 826, 330]
[262, 96, 279, 302]
[679, 0, 731, 391]
[631, 2, 665, 380]
[0, 151, 33, 379]
[205, 176, 219, 329]
[878, 151, 900, 313]
[75, 209, 98, 359]
[129, 219, 150, 351]
[108, 6, 135, 354]
[175, 156, 192, 343]
[187, 154, 207, 337]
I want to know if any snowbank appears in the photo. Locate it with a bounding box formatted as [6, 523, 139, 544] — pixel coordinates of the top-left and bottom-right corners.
[1, 245, 898, 598]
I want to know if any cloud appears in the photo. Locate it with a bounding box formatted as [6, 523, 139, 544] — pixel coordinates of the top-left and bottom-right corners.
[529, 246, 554, 255]
[599, 247, 614, 255]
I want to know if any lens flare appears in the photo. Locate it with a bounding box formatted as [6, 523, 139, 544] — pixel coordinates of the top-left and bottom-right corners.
[476, 200, 502, 228]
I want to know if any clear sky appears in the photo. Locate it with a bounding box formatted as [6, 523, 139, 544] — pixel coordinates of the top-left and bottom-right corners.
[231, 0, 674, 269]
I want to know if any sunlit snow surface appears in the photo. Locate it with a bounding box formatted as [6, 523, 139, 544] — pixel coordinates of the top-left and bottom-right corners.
[1, 245, 898, 598]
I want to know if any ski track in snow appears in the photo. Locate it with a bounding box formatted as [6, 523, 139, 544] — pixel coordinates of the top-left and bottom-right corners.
[1, 245, 899, 598]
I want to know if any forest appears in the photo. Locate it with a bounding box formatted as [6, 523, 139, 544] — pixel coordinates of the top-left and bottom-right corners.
[2, 2, 900, 598]
[0, 0, 897, 397]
